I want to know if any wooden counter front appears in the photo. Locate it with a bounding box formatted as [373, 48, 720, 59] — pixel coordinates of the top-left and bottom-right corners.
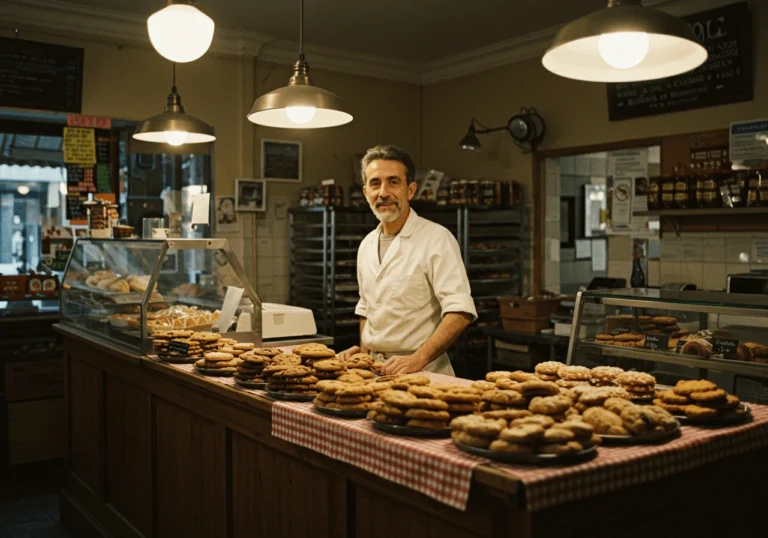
[56, 324, 768, 538]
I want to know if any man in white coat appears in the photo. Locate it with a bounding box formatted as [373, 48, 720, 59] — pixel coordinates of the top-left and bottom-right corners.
[338, 145, 477, 376]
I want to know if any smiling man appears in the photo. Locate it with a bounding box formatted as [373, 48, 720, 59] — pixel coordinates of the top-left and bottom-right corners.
[337, 145, 477, 376]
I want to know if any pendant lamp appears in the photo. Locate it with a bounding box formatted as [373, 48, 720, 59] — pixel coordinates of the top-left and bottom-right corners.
[247, 0, 352, 129]
[542, 0, 707, 83]
[147, 0, 215, 63]
[133, 63, 216, 146]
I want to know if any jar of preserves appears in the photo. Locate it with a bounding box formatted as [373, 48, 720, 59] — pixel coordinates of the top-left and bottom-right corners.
[436, 182, 450, 206]
[674, 174, 692, 209]
[458, 179, 468, 204]
[746, 170, 762, 207]
[299, 187, 312, 207]
[467, 180, 480, 205]
[480, 180, 494, 206]
[660, 175, 676, 209]
[695, 172, 720, 209]
[647, 176, 662, 210]
[449, 179, 461, 205]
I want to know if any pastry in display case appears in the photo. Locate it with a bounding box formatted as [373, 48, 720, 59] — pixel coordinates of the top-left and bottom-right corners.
[566, 288, 768, 386]
[59, 238, 261, 355]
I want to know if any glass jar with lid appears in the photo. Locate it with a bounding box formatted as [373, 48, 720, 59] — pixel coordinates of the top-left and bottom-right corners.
[647, 176, 662, 210]
[467, 180, 480, 205]
[449, 179, 461, 205]
[673, 173, 692, 209]
[457, 179, 468, 205]
[480, 180, 494, 206]
[660, 175, 676, 209]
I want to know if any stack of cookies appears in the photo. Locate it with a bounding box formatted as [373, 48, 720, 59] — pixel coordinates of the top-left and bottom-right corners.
[477, 388, 528, 413]
[369, 388, 450, 430]
[313, 359, 347, 380]
[235, 347, 280, 385]
[292, 343, 336, 367]
[653, 380, 744, 420]
[152, 330, 193, 355]
[191, 332, 222, 354]
[556, 366, 592, 388]
[436, 384, 484, 419]
[566, 385, 631, 413]
[342, 353, 380, 375]
[590, 366, 624, 387]
[616, 371, 656, 401]
[266, 365, 318, 395]
[649, 316, 681, 335]
[451, 414, 600, 456]
[582, 397, 678, 437]
[486, 370, 536, 384]
[217, 337, 238, 349]
[194, 351, 239, 375]
[314, 380, 374, 413]
[261, 354, 303, 384]
[534, 361, 565, 382]
[528, 394, 580, 422]
[595, 332, 645, 348]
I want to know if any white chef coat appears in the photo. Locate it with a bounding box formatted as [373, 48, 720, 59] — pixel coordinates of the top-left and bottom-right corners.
[354, 208, 477, 375]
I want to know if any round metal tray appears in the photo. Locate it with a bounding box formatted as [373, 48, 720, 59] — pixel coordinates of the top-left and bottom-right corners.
[673, 403, 752, 426]
[157, 355, 201, 364]
[266, 389, 317, 402]
[370, 419, 450, 438]
[193, 365, 235, 377]
[313, 403, 368, 419]
[454, 440, 598, 464]
[235, 379, 266, 390]
[599, 421, 681, 444]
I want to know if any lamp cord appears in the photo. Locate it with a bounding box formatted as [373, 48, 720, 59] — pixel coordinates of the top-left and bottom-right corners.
[298, 0, 305, 61]
[171, 62, 177, 93]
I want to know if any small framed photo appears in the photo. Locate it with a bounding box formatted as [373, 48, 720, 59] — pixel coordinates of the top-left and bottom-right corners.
[235, 179, 267, 212]
[261, 139, 302, 182]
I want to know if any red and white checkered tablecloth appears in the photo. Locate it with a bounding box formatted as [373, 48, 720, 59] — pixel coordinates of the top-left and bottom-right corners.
[154, 358, 768, 512]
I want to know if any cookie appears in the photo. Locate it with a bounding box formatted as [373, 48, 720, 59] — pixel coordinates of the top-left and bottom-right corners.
[336, 394, 372, 404]
[582, 407, 628, 435]
[616, 371, 655, 387]
[540, 441, 584, 455]
[543, 427, 576, 443]
[272, 366, 314, 378]
[556, 420, 594, 437]
[656, 390, 690, 404]
[689, 389, 727, 403]
[485, 371, 513, 382]
[558, 365, 591, 381]
[471, 381, 497, 392]
[369, 381, 393, 392]
[337, 373, 365, 383]
[556, 379, 591, 388]
[404, 408, 451, 421]
[488, 440, 534, 454]
[336, 384, 375, 397]
[534, 361, 565, 376]
[368, 412, 406, 425]
[313, 359, 346, 372]
[408, 385, 443, 399]
[499, 423, 546, 444]
[451, 430, 493, 448]
[495, 378, 523, 391]
[641, 405, 678, 431]
[578, 386, 630, 407]
[481, 409, 532, 421]
[701, 393, 740, 409]
[448, 403, 477, 414]
[408, 398, 450, 411]
[391, 374, 430, 389]
[602, 396, 634, 415]
[508, 371, 537, 382]
[529, 394, 572, 415]
[271, 354, 302, 365]
[369, 401, 404, 417]
[439, 390, 482, 403]
[516, 380, 560, 397]
[510, 415, 555, 428]
[590, 366, 624, 383]
[204, 352, 235, 362]
[379, 390, 418, 408]
[652, 399, 685, 414]
[347, 368, 374, 379]
[683, 405, 718, 418]
[450, 414, 506, 438]
[620, 406, 652, 435]
[673, 379, 718, 396]
[595, 334, 614, 341]
[344, 353, 376, 368]
[614, 333, 643, 342]
[652, 316, 677, 326]
[536, 374, 559, 382]
[406, 419, 448, 429]
[482, 389, 527, 407]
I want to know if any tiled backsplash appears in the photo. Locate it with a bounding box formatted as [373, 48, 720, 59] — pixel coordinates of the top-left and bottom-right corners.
[607, 233, 768, 291]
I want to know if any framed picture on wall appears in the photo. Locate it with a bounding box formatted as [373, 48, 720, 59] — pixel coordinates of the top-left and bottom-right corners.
[235, 179, 267, 212]
[261, 139, 302, 182]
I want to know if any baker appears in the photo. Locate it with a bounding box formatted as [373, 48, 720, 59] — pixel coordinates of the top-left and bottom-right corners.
[338, 145, 477, 376]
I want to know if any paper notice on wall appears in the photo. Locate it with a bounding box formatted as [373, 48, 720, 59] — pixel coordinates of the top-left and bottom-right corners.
[192, 193, 211, 225]
[730, 119, 768, 164]
[608, 149, 648, 177]
[63, 127, 97, 164]
[591, 239, 607, 272]
[213, 285, 244, 333]
[611, 178, 632, 226]
[751, 236, 768, 264]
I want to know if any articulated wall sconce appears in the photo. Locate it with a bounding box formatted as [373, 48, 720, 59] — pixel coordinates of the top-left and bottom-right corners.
[459, 107, 545, 153]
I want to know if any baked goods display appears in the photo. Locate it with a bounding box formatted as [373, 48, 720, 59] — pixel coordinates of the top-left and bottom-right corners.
[315, 380, 376, 417]
[234, 347, 281, 387]
[615, 371, 657, 401]
[654, 380, 750, 424]
[368, 385, 451, 436]
[194, 351, 239, 376]
[451, 413, 600, 462]
[266, 365, 318, 401]
[152, 330, 201, 362]
[146, 306, 221, 333]
[580, 397, 680, 443]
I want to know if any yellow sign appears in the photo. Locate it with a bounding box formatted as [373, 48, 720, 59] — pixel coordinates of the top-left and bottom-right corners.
[63, 127, 96, 164]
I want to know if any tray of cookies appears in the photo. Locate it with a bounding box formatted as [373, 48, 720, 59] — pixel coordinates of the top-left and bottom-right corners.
[450, 414, 600, 464]
[265, 365, 319, 401]
[655, 380, 751, 426]
[235, 379, 266, 390]
[581, 397, 681, 444]
[313, 380, 373, 418]
[194, 352, 239, 377]
[367, 385, 451, 436]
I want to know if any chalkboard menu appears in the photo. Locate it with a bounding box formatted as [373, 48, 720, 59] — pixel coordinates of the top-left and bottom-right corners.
[0, 37, 84, 113]
[607, 2, 752, 121]
[66, 164, 96, 193]
[65, 194, 87, 221]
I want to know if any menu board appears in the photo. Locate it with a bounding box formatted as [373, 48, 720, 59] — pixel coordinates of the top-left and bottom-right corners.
[607, 2, 753, 121]
[65, 194, 87, 221]
[66, 164, 96, 193]
[0, 37, 83, 113]
[63, 127, 96, 164]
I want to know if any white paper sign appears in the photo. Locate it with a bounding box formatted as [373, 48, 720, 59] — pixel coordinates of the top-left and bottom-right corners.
[730, 119, 768, 163]
[612, 178, 633, 226]
[213, 286, 244, 333]
[192, 193, 211, 225]
[592, 239, 607, 272]
[608, 149, 648, 177]
[751, 236, 768, 264]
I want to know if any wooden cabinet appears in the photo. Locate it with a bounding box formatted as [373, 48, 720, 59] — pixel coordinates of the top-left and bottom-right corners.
[7, 398, 64, 465]
[5, 358, 64, 401]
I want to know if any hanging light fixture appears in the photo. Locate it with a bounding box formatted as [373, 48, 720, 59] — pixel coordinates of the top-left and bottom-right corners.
[133, 63, 216, 146]
[247, 0, 352, 129]
[542, 0, 707, 83]
[147, 1, 215, 63]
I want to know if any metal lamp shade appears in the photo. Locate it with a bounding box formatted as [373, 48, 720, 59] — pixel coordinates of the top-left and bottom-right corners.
[542, 3, 707, 83]
[247, 84, 353, 129]
[459, 128, 482, 150]
[133, 111, 216, 144]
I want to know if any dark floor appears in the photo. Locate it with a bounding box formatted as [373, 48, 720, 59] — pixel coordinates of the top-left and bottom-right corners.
[0, 462, 70, 538]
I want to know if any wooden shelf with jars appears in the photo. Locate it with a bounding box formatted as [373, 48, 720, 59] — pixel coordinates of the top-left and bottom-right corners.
[633, 207, 768, 236]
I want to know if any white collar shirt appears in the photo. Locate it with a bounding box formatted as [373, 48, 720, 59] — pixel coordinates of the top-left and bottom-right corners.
[354, 208, 477, 360]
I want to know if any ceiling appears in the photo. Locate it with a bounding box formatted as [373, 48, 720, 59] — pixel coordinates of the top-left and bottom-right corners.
[55, 0, 608, 63]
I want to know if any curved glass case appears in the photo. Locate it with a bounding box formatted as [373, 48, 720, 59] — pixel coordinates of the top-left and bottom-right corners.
[60, 238, 260, 354]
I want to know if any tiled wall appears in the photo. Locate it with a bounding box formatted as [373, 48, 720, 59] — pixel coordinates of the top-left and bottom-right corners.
[254, 195, 293, 304]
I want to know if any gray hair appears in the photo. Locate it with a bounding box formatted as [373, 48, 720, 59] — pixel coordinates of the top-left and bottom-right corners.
[360, 145, 416, 185]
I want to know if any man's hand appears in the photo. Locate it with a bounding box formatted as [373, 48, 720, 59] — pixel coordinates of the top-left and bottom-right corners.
[381, 353, 430, 376]
[337, 346, 361, 361]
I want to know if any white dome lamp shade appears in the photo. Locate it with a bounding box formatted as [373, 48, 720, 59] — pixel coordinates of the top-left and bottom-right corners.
[133, 64, 216, 146]
[147, 1, 215, 63]
[542, 0, 708, 83]
[247, 0, 352, 129]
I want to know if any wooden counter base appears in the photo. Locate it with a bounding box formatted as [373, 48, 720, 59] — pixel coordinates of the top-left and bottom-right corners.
[57, 325, 768, 538]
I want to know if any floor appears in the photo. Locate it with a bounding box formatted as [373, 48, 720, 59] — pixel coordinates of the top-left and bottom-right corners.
[0, 462, 70, 538]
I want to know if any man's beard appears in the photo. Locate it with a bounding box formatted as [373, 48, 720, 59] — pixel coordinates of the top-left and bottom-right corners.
[371, 198, 403, 223]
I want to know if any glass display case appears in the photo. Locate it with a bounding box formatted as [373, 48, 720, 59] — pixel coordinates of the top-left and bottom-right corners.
[60, 238, 260, 355]
[567, 288, 768, 382]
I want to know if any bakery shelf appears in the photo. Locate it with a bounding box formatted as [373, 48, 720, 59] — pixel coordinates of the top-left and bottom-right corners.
[579, 341, 768, 379]
[470, 277, 519, 285]
[468, 261, 520, 271]
[634, 207, 768, 217]
[633, 207, 768, 236]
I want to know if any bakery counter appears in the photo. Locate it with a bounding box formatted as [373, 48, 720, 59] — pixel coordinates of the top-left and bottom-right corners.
[56, 324, 768, 538]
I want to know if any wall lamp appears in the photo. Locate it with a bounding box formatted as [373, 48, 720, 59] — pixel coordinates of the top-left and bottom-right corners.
[459, 107, 545, 152]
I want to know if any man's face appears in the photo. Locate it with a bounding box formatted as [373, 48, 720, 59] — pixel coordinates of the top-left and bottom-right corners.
[363, 159, 416, 223]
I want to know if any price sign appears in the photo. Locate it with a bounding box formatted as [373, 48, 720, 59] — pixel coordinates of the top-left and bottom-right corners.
[166, 340, 190, 356]
[610, 328, 631, 335]
[713, 338, 739, 358]
[644, 333, 670, 351]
